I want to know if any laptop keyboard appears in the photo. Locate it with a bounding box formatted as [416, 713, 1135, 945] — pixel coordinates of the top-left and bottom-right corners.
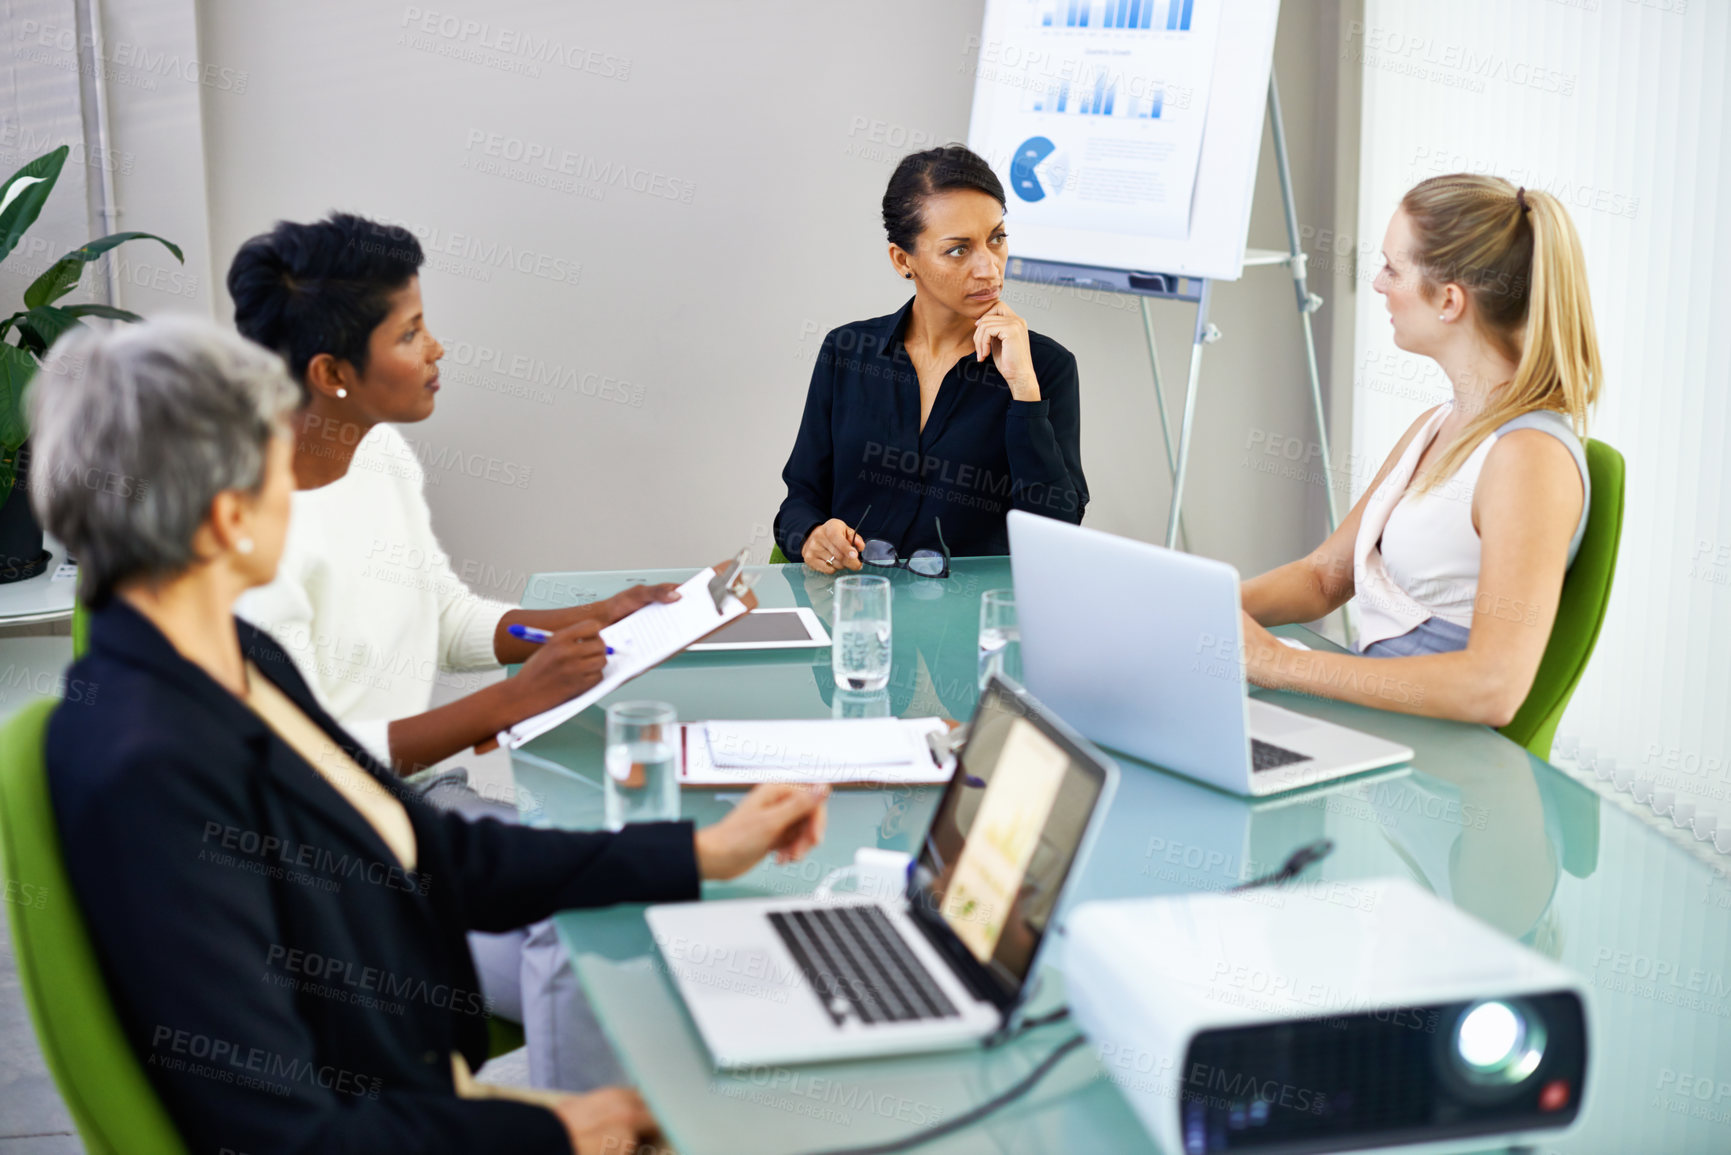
[1251, 738, 1313, 772]
[768, 906, 960, 1027]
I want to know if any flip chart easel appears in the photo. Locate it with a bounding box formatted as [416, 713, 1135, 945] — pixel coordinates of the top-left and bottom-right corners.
[1005, 73, 1339, 551]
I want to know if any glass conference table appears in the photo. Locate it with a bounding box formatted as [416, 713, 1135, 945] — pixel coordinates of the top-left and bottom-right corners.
[511, 558, 1730, 1155]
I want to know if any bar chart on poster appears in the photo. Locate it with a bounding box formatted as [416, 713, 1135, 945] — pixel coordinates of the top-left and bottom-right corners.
[968, 0, 1280, 280]
[1038, 0, 1200, 31]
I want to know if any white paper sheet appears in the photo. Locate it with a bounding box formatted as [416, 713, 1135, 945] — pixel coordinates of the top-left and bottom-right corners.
[496, 568, 746, 749]
[681, 718, 952, 786]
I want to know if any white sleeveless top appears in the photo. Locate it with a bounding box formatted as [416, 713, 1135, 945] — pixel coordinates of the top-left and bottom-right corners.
[1353, 404, 1589, 652]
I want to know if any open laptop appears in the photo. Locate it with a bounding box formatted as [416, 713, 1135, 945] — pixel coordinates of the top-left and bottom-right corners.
[645, 676, 1119, 1068]
[1007, 511, 1413, 797]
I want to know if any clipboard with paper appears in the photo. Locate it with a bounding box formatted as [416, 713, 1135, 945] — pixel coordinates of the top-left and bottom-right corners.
[485, 552, 760, 751]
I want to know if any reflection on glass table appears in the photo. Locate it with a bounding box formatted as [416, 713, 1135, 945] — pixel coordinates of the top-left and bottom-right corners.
[512, 558, 1729, 1155]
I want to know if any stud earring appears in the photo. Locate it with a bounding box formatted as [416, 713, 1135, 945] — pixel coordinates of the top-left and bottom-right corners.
[236, 537, 255, 555]
[905, 273, 912, 280]
[1438, 314, 1447, 321]
[335, 388, 347, 398]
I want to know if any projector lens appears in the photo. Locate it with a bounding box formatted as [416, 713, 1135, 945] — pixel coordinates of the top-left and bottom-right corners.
[1458, 1002, 1520, 1067]
[1454, 1000, 1545, 1084]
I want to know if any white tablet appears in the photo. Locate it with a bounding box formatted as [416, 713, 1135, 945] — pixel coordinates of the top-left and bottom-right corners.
[686, 606, 831, 651]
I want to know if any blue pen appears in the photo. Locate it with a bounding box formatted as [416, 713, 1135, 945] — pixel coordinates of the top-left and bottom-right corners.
[509, 623, 614, 654]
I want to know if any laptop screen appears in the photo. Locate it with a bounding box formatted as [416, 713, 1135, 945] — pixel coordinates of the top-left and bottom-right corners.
[909, 679, 1111, 1005]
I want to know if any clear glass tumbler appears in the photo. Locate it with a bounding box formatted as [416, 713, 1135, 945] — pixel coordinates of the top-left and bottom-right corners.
[603, 700, 680, 831]
[833, 688, 893, 719]
[978, 589, 1022, 690]
[831, 574, 892, 692]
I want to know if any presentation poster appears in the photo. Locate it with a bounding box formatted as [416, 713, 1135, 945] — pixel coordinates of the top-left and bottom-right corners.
[968, 0, 1221, 243]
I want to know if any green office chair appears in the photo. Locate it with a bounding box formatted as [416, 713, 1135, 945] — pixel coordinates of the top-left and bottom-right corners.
[70, 599, 89, 657]
[487, 1017, 525, 1057]
[0, 699, 189, 1154]
[1499, 439, 1626, 761]
[768, 545, 792, 564]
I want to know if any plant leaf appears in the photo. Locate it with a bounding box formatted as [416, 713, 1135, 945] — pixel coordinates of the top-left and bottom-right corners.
[60, 303, 144, 323]
[0, 177, 46, 219]
[22, 257, 82, 310]
[24, 230, 185, 308]
[0, 344, 40, 507]
[0, 147, 69, 265]
[14, 306, 84, 356]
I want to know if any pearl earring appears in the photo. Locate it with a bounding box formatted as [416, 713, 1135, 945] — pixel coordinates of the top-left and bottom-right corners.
[336, 388, 347, 398]
[236, 537, 255, 555]
[1438, 314, 1447, 321]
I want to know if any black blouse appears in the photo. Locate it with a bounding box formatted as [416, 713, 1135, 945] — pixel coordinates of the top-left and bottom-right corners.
[774, 298, 1087, 560]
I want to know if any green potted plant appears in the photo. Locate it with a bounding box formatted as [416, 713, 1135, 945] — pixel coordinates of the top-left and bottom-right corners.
[0, 144, 181, 582]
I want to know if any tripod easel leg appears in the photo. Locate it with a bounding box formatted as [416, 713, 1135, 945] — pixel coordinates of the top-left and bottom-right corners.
[1139, 74, 1336, 561]
[1268, 70, 1341, 535]
[1142, 297, 1190, 551]
[1164, 281, 1214, 550]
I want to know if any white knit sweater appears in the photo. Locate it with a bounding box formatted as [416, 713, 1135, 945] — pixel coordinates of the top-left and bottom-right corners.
[236, 424, 515, 764]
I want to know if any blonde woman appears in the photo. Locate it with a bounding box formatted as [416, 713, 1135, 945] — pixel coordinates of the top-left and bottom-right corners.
[1240, 175, 1600, 725]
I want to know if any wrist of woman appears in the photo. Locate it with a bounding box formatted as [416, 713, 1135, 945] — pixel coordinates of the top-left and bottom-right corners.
[479, 678, 530, 736]
[693, 826, 720, 880]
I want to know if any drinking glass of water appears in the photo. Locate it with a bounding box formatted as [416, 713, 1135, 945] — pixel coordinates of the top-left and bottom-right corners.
[604, 700, 680, 831]
[978, 589, 1021, 690]
[832, 574, 892, 691]
[834, 689, 892, 719]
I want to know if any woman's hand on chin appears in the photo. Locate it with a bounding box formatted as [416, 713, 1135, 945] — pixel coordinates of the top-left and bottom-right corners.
[974, 300, 1041, 402]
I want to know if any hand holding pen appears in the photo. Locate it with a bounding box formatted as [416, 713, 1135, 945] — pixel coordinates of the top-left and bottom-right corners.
[509, 623, 614, 654]
[507, 619, 614, 717]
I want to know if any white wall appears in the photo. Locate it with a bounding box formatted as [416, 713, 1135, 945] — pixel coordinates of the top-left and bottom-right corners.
[87, 0, 1361, 599]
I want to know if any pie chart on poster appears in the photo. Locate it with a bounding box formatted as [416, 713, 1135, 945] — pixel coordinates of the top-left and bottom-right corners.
[1010, 136, 1068, 203]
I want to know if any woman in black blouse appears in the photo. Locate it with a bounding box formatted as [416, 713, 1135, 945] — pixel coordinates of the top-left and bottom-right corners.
[775, 145, 1087, 573]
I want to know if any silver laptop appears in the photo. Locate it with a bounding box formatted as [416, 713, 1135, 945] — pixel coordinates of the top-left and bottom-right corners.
[1007, 511, 1413, 797]
[646, 677, 1119, 1068]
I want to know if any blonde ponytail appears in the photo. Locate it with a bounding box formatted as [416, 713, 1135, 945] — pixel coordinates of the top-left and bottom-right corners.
[1399, 174, 1602, 491]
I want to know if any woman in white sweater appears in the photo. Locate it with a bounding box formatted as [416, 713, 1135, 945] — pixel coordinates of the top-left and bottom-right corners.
[230, 214, 677, 772]
[1240, 175, 1601, 726]
[226, 213, 691, 1093]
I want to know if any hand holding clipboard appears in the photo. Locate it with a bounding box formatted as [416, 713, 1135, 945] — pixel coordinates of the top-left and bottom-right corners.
[476, 551, 759, 753]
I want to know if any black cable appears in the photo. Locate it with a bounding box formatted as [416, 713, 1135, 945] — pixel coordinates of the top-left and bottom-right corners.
[1233, 837, 1335, 891]
[791, 1033, 1088, 1155]
[1016, 1006, 1073, 1032]
[985, 1005, 1071, 1048]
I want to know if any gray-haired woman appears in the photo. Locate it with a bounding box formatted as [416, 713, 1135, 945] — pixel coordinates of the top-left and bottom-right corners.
[31, 317, 828, 1154]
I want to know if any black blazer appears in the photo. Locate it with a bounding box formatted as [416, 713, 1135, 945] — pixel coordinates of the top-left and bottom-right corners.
[774, 298, 1087, 561]
[48, 600, 700, 1154]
